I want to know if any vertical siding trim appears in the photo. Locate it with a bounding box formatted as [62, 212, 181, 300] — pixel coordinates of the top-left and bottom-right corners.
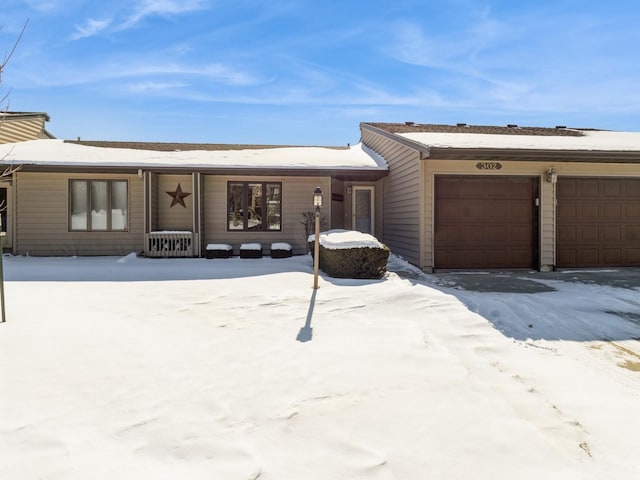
[192, 172, 202, 257]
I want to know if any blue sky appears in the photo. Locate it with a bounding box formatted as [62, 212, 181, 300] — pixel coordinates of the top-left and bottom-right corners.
[2, 0, 640, 145]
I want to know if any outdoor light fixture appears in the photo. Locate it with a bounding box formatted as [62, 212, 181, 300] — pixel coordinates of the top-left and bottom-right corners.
[313, 186, 323, 289]
[313, 186, 323, 208]
[545, 167, 558, 183]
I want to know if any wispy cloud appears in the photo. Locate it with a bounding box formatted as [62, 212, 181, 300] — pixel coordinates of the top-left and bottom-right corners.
[125, 81, 190, 93]
[23, 0, 61, 11]
[17, 58, 263, 89]
[71, 18, 112, 40]
[69, 0, 209, 39]
[122, 0, 209, 28]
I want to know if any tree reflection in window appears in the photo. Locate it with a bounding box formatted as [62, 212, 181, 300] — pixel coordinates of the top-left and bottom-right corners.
[228, 182, 281, 231]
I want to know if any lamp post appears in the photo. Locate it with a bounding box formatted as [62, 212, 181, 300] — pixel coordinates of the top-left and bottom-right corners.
[313, 186, 323, 289]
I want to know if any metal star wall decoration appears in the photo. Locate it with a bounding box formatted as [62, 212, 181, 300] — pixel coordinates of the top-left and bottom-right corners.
[166, 183, 191, 208]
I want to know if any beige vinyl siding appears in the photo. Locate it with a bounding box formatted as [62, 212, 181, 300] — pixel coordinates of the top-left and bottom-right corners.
[375, 178, 384, 240]
[157, 174, 193, 231]
[361, 127, 423, 266]
[15, 172, 144, 256]
[203, 175, 331, 255]
[0, 118, 48, 143]
[423, 159, 640, 271]
[540, 180, 556, 268]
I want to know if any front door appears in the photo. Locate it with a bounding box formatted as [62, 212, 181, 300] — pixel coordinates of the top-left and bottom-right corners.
[352, 186, 374, 234]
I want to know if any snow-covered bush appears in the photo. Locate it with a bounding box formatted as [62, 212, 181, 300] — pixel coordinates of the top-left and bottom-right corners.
[308, 229, 390, 279]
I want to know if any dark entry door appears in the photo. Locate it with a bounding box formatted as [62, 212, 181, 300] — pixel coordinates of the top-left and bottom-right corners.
[434, 175, 538, 269]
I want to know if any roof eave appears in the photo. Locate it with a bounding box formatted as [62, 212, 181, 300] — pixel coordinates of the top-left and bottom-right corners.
[360, 123, 431, 158]
[426, 147, 640, 163]
[16, 163, 388, 180]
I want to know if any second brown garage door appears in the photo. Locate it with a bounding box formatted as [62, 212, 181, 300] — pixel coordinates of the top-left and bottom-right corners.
[434, 176, 538, 269]
[557, 178, 640, 267]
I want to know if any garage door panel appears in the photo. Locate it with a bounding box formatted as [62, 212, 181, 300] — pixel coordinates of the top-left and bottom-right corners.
[601, 180, 622, 197]
[625, 226, 640, 241]
[579, 203, 599, 220]
[580, 249, 600, 265]
[509, 201, 532, 219]
[558, 226, 576, 242]
[624, 182, 640, 197]
[578, 179, 599, 196]
[436, 202, 460, 220]
[602, 226, 622, 242]
[510, 227, 531, 243]
[465, 203, 484, 218]
[485, 202, 507, 220]
[486, 226, 507, 242]
[557, 248, 576, 266]
[434, 176, 537, 269]
[511, 251, 533, 266]
[626, 249, 640, 262]
[626, 205, 640, 220]
[558, 179, 577, 197]
[579, 226, 599, 242]
[557, 202, 577, 219]
[602, 204, 622, 220]
[485, 250, 507, 267]
[603, 248, 623, 264]
[557, 178, 640, 267]
[460, 181, 485, 197]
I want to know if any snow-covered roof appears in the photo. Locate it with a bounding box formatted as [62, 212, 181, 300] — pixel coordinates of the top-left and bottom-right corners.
[400, 129, 640, 152]
[0, 139, 388, 171]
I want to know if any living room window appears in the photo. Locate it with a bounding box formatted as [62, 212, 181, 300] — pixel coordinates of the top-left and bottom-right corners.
[69, 180, 128, 231]
[227, 181, 282, 231]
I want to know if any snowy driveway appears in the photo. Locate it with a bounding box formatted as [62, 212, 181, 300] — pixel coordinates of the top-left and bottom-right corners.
[1, 254, 639, 480]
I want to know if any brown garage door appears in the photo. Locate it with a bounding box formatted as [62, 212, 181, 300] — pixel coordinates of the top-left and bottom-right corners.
[434, 176, 538, 269]
[557, 178, 640, 267]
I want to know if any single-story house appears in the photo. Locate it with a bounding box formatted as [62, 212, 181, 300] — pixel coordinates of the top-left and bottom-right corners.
[0, 137, 387, 257]
[2, 116, 639, 271]
[360, 122, 640, 271]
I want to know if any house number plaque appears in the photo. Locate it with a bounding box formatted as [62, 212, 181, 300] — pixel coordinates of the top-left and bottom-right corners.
[476, 162, 502, 170]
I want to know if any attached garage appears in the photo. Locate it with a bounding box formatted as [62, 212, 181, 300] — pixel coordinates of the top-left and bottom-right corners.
[556, 177, 640, 267]
[361, 121, 640, 272]
[434, 175, 539, 269]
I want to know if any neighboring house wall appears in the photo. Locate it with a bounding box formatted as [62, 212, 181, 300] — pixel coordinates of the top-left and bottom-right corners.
[0, 116, 51, 143]
[361, 126, 423, 266]
[14, 171, 144, 256]
[203, 175, 332, 255]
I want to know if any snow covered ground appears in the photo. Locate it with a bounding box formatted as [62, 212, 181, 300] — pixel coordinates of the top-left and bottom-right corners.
[1, 254, 639, 480]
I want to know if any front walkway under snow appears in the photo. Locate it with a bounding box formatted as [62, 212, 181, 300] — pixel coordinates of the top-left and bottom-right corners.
[0, 254, 639, 480]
